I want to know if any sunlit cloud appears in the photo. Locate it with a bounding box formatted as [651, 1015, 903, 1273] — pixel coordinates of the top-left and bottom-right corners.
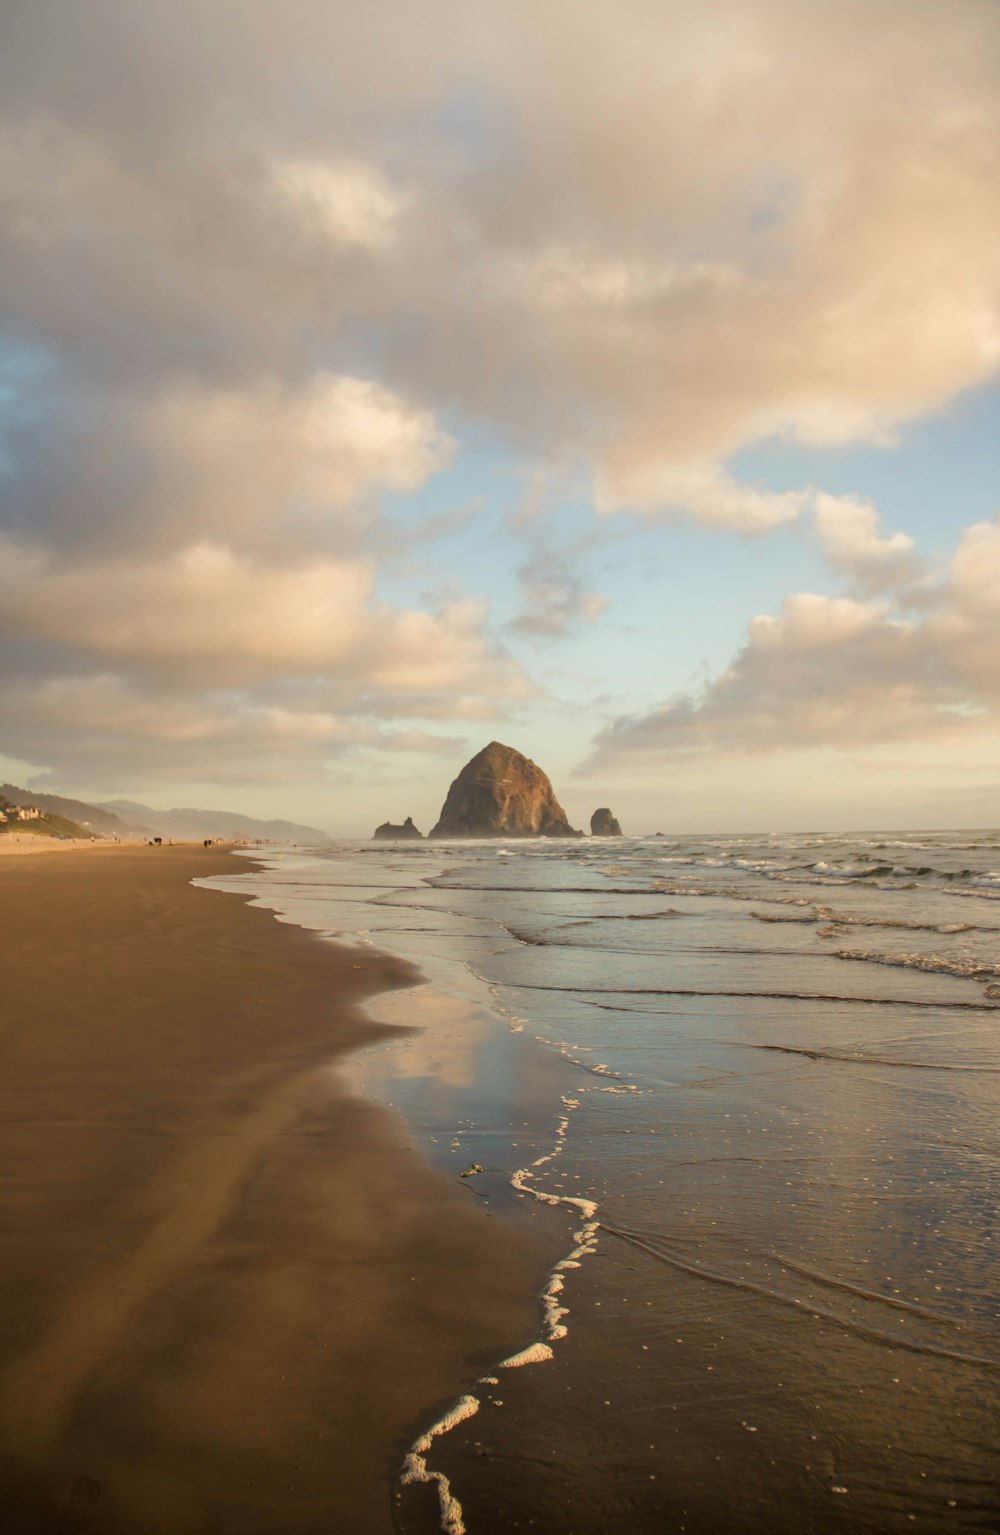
[813, 492, 922, 591]
[590, 517, 1000, 763]
[597, 462, 808, 533]
[1, 0, 998, 813]
[270, 157, 403, 249]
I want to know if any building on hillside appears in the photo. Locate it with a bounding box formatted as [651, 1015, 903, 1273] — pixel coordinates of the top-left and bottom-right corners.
[6, 805, 42, 821]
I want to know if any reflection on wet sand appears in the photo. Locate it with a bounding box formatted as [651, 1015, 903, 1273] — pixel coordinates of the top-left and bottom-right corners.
[210, 833, 1000, 1534]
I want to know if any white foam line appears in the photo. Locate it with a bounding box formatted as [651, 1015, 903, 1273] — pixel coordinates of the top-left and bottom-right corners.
[498, 1341, 554, 1368]
[509, 1092, 604, 1360]
[410, 1394, 480, 1454]
[542, 1273, 569, 1339]
[400, 1395, 480, 1535]
[400, 1077, 630, 1532]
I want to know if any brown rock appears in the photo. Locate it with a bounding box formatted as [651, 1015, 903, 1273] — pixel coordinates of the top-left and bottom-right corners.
[373, 816, 423, 840]
[429, 743, 581, 839]
[590, 807, 623, 837]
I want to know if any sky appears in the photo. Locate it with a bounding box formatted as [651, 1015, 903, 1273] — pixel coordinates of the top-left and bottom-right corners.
[1, 0, 999, 835]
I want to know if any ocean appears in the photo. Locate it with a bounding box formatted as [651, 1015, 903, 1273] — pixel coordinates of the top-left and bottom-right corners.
[203, 829, 1000, 1534]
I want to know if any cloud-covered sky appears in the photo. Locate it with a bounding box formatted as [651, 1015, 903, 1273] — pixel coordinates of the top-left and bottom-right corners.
[2, 0, 999, 831]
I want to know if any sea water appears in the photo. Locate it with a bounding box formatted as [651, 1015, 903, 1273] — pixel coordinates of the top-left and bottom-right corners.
[203, 830, 1000, 1533]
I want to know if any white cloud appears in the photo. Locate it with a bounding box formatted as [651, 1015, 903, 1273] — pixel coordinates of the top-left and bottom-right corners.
[0, 536, 532, 705]
[814, 492, 920, 589]
[0, 675, 374, 786]
[0, 540, 369, 680]
[3, 0, 998, 487]
[0, 674, 476, 788]
[270, 157, 403, 248]
[146, 373, 452, 545]
[591, 517, 1000, 762]
[597, 462, 808, 533]
[2, 0, 999, 793]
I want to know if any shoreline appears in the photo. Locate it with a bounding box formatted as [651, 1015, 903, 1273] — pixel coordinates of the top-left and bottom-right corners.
[0, 833, 154, 855]
[0, 844, 554, 1534]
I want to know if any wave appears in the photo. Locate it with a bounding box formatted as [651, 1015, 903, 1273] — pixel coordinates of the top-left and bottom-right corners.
[751, 1042, 1000, 1074]
[809, 860, 896, 879]
[832, 949, 1000, 982]
[749, 910, 823, 925]
[600, 1222, 998, 1371]
[509, 981, 1000, 1012]
[751, 907, 989, 934]
[549, 910, 684, 935]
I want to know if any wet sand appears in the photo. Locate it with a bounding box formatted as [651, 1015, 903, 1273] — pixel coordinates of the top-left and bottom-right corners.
[0, 845, 550, 1533]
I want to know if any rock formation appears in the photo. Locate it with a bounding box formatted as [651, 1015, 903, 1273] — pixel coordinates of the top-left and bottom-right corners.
[590, 807, 623, 837]
[429, 742, 581, 839]
[373, 816, 423, 840]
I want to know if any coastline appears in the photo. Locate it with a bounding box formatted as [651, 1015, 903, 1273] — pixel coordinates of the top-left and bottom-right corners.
[0, 833, 153, 855]
[211, 835, 1000, 1534]
[0, 844, 553, 1534]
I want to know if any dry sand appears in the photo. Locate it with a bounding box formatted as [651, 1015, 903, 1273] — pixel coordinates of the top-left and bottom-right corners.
[0, 834, 150, 855]
[0, 844, 549, 1533]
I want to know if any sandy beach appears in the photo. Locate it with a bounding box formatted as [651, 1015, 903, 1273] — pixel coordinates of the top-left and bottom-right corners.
[218, 835, 1000, 1535]
[0, 844, 550, 1534]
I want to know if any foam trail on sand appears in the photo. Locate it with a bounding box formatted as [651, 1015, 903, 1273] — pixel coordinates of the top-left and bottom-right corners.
[509, 1089, 605, 1344]
[498, 1341, 555, 1368]
[400, 1395, 480, 1535]
[399, 1087, 609, 1532]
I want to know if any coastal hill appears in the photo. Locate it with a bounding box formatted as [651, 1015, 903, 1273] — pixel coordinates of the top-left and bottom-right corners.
[0, 791, 91, 841]
[0, 784, 332, 845]
[0, 784, 137, 840]
[101, 799, 332, 845]
[429, 742, 581, 839]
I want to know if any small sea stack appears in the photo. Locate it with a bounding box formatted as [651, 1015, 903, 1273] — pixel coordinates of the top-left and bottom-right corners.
[590, 807, 623, 837]
[372, 816, 423, 840]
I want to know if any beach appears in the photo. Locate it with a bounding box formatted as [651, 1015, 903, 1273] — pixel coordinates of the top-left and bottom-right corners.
[4, 832, 1000, 1534]
[204, 834, 1000, 1534]
[0, 843, 553, 1534]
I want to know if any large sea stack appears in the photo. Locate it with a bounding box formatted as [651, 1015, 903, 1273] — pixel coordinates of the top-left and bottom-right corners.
[429, 742, 581, 839]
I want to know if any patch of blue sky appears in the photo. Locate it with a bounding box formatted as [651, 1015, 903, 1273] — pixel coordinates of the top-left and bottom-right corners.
[430, 78, 522, 169]
[0, 334, 58, 471]
[373, 419, 524, 608]
[371, 422, 840, 766]
[730, 381, 1000, 559]
[368, 379, 1000, 775]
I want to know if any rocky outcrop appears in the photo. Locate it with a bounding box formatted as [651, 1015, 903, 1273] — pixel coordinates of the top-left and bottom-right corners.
[590, 807, 623, 837]
[373, 816, 423, 840]
[429, 742, 581, 839]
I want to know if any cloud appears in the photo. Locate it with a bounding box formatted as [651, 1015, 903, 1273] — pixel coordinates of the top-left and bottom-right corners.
[149, 373, 451, 529]
[0, 675, 369, 786]
[597, 462, 808, 533]
[2, 0, 999, 789]
[591, 517, 1000, 762]
[0, 674, 473, 789]
[0, 536, 530, 694]
[0, 528, 531, 783]
[814, 492, 921, 590]
[510, 548, 609, 637]
[379, 729, 468, 756]
[3, 373, 452, 558]
[2, 0, 998, 477]
[270, 158, 404, 249]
